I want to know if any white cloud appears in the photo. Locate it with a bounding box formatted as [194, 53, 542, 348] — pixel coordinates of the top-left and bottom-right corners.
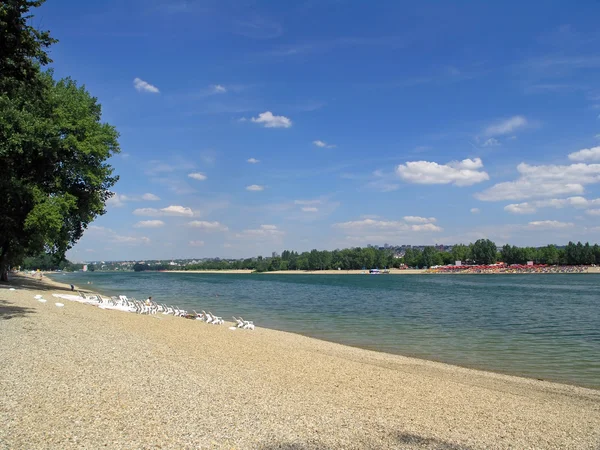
[111, 235, 151, 244]
[246, 184, 265, 191]
[586, 209, 600, 215]
[333, 219, 404, 230]
[87, 226, 150, 245]
[504, 196, 600, 214]
[333, 218, 442, 232]
[484, 116, 527, 136]
[470, 208, 480, 214]
[403, 216, 436, 224]
[144, 158, 196, 176]
[189, 240, 205, 247]
[476, 162, 600, 201]
[133, 208, 159, 216]
[411, 223, 443, 232]
[478, 180, 584, 201]
[302, 207, 318, 212]
[504, 203, 537, 214]
[133, 220, 165, 228]
[482, 138, 500, 147]
[188, 221, 229, 231]
[595, 134, 600, 139]
[247, 158, 260, 164]
[142, 193, 160, 201]
[250, 111, 292, 128]
[161, 205, 194, 216]
[106, 193, 127, 208]
[108, 192, 162, 207]
[295, 199, 322, 206]
[313, 140, 336, 148]
[211, 84, 227, 93]
[235, 224, 285, 239]
[368, 182, 400, 192]
[133, 77, 160, 94]
[396, 158, 489, 186]
[526, 220, 574, 230]
[568, 146, 600, 162]
[188, 172, 207, 181]
[133, 205, 194, 217]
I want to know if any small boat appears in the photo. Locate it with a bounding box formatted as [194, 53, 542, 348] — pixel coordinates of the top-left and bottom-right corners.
[369, 268, 380, 275]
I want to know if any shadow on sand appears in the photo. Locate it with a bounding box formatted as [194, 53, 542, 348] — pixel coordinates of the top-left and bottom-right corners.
[0, 299, 36, 320]
[0, 274, 74, 293]
[258, 431, 471, 450]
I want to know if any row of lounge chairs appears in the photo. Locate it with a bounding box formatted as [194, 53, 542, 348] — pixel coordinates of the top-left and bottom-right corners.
[47, 291, 255, 330]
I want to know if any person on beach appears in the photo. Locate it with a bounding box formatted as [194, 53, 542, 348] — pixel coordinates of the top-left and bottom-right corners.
[70, 284, 75, 291]
[146, 296, 152, 305]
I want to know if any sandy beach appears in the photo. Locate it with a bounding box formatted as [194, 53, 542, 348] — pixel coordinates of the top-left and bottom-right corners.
[1, 276, 599, 449]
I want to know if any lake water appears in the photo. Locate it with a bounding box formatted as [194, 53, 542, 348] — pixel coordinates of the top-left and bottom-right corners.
[48, 272, 600, 389]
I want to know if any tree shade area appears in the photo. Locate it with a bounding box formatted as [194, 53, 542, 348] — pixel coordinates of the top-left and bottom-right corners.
[0, 0, 119, 281]
[130, 240, 600, 272]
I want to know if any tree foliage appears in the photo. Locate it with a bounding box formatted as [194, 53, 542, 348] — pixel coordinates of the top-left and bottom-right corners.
[0, 0, 57, 90]
[470, 239, 498, 265]
[0, 0, 119, 280]
[20, 252, 82, 271]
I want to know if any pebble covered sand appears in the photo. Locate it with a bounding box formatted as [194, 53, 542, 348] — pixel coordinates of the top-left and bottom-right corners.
[1, 277, 599, 449]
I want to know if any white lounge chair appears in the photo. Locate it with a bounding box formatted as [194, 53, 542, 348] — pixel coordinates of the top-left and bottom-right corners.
[239, 316, 255, 330]
[208, 312, 223, 325]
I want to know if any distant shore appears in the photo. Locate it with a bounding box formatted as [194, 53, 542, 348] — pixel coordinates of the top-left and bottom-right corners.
[1, 274, 599, 448]
[165, 267, 600, 275]
[166, 268, 426, 275]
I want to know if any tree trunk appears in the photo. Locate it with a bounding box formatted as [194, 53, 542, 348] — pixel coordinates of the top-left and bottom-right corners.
[0, 242, 9, 282]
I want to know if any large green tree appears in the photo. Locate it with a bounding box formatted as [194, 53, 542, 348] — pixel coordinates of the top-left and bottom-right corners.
[0, 0, 119, 280]
[470, 239, 498, 265]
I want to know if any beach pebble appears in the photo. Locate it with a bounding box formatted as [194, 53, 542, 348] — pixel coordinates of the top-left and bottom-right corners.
[38, 299, 47, 303]
[55, 303, 64, 307]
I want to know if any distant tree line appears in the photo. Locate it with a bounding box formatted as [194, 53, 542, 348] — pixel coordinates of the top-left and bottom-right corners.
[500, 241, 600, 266]
[150, 239, 600, 272]
[133, 263, 169, 272]
[26, 240, 600, 274]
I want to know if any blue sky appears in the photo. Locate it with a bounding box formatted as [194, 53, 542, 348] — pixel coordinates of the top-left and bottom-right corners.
[37, 0, 600, 261]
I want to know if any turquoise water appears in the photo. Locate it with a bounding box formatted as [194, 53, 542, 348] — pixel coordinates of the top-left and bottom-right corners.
[48, 272, 600, 389]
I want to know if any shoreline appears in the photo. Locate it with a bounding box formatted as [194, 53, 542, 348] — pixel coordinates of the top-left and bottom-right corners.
[43, 272, 600, 390]
[1, 274, 599, 448]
